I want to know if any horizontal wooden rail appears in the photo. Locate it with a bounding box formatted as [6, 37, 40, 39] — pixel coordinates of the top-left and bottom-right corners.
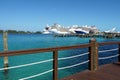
[0, 44, 90, 57]
[98, 41, 120, 46]
[0, 41, 120, 57]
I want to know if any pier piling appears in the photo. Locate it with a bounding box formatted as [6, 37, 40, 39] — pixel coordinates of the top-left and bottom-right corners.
[3, 31, 9, 70]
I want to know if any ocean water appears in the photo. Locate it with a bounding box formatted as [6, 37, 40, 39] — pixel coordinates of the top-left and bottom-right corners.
[0, 34, 120, 80]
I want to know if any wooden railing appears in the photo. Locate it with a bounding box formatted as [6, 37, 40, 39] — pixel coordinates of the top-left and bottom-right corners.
[0, 38, 120, 80]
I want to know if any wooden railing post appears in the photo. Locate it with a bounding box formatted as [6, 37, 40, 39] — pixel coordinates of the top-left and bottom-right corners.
[53, 50, 58, 80]
[118, 44, 120, 62]
[89, 38, 98, 71]
[3, 31, 9, 70]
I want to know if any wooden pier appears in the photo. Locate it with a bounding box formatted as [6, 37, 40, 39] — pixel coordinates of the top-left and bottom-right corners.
[54, 33, 120, 38]
[61, 62, 120, 80]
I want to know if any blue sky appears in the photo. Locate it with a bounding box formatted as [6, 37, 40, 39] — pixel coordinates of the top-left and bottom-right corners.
[0, 0, 120, 32]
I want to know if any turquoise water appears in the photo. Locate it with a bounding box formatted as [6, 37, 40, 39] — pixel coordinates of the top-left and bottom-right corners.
[0, 34, 120, 80]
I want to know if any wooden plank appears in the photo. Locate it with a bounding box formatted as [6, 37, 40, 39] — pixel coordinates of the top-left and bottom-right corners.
[61, 63, 120, 80]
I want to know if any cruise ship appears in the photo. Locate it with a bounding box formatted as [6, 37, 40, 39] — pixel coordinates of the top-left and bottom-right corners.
[42, 24, 99, 35]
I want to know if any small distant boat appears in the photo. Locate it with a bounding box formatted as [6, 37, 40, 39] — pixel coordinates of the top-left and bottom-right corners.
[105, 28, 116, 33]
[42, 29, 51, 34]
[75, 29, 89, 34]
[42, 31, 51, 34]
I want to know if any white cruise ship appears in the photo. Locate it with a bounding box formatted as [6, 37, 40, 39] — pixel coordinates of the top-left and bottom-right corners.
[42, 24, 99, 35]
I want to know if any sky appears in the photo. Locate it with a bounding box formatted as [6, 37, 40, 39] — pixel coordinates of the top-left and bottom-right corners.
[0, 0, 120, 32]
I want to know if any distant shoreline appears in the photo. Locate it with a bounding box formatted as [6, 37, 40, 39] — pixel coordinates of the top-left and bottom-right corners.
[0, 30, 42, 34]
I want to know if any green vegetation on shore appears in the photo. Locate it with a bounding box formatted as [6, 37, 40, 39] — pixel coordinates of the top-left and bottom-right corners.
[0, 29, 42, 34]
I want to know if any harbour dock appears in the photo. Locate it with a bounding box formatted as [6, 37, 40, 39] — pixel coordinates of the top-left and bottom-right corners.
[54, 33, 120, 38]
